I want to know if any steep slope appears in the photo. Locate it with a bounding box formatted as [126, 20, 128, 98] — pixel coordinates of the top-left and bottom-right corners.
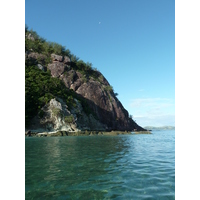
[25, 27, 146, 132]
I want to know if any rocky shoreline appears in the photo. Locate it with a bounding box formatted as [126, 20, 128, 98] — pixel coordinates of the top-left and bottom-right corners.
[134, 131, 152, 134]
[25, 130, 151, 137]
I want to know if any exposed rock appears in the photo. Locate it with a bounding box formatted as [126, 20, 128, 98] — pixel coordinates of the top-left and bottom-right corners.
[70, 78, 133, 130]
[71, 99, 107, 131]
[56, 67, 146, 131]
[63, 56, 71, 64]
[60, 70, 79, 88]
[37, 64, 47, 71]
[25, 28, 147, 134]
[46, 54, 71, 78]
[47, 61, 69, 78]
[134, 131, 152, 134]
[26, 52, 47, 65]
[31, 130, 133, 137]
[27, 97, 107, 133]
[25, 130, 31, 136]
[27, 98, 77, 133]
[26, 51, 146, 132]
[27, 33, 35, 41]
[51, 54, 63, 62]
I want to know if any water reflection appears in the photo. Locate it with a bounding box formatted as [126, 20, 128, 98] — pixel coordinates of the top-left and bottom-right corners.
[26, 131, 175, 199]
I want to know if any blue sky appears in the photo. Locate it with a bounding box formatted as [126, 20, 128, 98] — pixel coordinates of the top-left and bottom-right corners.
[25, 0, 175, 127]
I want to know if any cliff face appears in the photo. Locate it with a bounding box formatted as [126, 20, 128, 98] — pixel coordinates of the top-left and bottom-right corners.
[27, 98, 107, 132]
[25, 30, 146, 132]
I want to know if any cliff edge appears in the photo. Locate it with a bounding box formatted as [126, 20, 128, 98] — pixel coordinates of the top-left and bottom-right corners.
[25, 27, 146, 133]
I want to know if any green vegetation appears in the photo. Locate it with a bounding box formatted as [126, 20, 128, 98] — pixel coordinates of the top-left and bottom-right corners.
[98, 75, 104, 83]
[104, 85, 113, 92]
[25, 25, 102, 81]
[25, 25, 116, 127]
[71, 59, 100, 81]
[64, 115, 74, 123]
[25, 26, 71, 59]
[25, 65, 76, 125]
[25, 64, 95, 126]
[52, 108, 61, 117]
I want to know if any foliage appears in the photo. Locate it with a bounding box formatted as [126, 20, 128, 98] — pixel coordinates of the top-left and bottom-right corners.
[25, 26, 112, 127]
[114, 92, 118, 96]
[98, 75, 104, 83]
[81, 75, 88, 83]
[25, 26, 72, 64]
[25, 65, 94, 126]
[25, 26, 106, 82]
[64, 115, 74, 123]
[52, 108, 61, 116]
[104, 85, 113, 92]
[25, 65, 76, 126]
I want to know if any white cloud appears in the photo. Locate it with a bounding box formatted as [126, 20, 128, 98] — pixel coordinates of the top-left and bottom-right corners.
[130, 98, 173, 109]
[134, 114, 175, 127]
[130, 98, 174, 115]
[129, 98, 175, 127]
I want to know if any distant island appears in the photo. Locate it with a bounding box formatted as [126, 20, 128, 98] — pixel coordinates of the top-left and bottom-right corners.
[144, 126, 175, 131]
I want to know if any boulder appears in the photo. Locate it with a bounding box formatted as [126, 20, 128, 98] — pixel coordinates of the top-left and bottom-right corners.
[27, 52, 47, 65]
[27, 33, 35, 41]
[63, 56, 71, 64]
[25, 130, 31, 136]
[51, 54, 63, 62]
[47, 62, 69, 78]
[37, 64, 47, 71]
[60, 70, 79, 88]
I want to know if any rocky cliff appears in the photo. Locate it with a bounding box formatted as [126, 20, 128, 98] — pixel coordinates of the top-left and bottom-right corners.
[25, 28, 146, 133]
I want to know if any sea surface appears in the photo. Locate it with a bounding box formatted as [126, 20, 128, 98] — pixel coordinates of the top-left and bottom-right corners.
[25, 130, 175, 199]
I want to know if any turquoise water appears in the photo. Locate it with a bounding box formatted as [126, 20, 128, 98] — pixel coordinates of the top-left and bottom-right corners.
[25, 130, 175, 199]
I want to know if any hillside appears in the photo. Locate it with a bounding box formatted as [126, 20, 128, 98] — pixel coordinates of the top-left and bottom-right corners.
[25, 26, 146, 133]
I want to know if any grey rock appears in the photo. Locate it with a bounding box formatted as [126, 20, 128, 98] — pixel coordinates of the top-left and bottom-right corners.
[51, 54, 63, 62]
[63, 56, 71, 64]
[27, 33, 35, 41]
[47, 62, 68, 78]
[27, 52, 47, 65]
[37, 64, 47, 71]
[25, 130, 31, 135]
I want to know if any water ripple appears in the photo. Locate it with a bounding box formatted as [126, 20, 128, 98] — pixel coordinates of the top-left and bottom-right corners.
[26, 130, 175, 199]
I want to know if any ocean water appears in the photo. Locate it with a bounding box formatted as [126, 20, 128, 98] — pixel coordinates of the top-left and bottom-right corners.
[25, 130, 175, 199]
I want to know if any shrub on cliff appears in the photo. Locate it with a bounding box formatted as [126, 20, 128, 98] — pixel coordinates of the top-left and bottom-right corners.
[105, 85, 113, 92]
[25, 65, 94, 127]
[64, 115, 74, 123]
[25, 26, 123, 129]
[25, 25, 104, 82]
[25, 65, 76, 126]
